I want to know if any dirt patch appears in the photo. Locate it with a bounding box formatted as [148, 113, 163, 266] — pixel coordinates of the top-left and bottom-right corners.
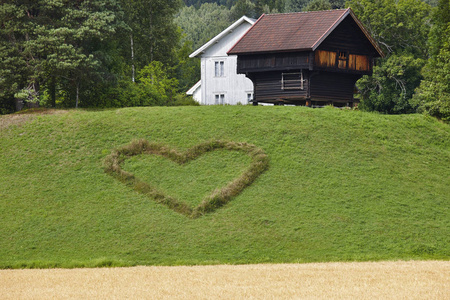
[0, 261, 448, 299]
[0, 109, 69, 131]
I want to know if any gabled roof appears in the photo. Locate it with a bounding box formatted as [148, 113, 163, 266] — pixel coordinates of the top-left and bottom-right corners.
[189, 16, 256, 58]
[186, 80, 201, 95]
[228, 8, 384, 57]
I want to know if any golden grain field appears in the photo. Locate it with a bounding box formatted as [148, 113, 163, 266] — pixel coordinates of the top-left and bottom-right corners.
[1, 261, 448, 299]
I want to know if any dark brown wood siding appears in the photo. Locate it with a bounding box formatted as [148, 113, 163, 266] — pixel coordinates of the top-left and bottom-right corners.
[237, 52, 311, 73]
[250, 70, 309, 103]
[319, 17, 377, 55]
[314, 50, 372, 73]
[310, 72, 361, 102]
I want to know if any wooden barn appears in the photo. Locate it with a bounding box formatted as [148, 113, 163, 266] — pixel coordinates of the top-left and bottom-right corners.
[227, 8, 384, 107]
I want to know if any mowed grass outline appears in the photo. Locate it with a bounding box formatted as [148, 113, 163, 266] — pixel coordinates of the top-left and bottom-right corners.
[104, 139, 269, 218]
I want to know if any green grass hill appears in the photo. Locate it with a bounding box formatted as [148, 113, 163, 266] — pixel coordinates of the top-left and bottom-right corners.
[0, 106, 449, 268]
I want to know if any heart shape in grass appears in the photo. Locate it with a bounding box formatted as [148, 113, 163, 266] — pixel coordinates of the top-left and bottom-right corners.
[104, 139, 269, 218]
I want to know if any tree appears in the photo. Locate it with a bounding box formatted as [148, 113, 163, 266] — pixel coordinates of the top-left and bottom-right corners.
[230, 0, 256, 19]
[347, 0, 431, 57]
[427, 0, 450, 57]
[119, 0, 182, 75]
[413, 0, 450, 122]
[346, 0, 432, 114]
[0, 0, 125, 109]
[285, 0, 309, 12]
[138, 61, 179, 105]
[413, 39, 450, 122]
[175, 39, 201, 93]
[304, 0, 332, 11]
[175, 3, 232, 50]
[358, 54, 425, 114]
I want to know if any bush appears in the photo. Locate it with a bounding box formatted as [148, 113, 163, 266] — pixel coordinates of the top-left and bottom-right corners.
[171, 94, 199, 106]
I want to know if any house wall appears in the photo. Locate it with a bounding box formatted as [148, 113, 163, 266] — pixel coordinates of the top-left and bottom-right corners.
[237, 52, 311, 73]
[250, 70, 310, 104]
[310, 72, 361, 103]
[319, 17, 377, 56]
[191, 86, 201, 103]
[249, 70, 359, 105]
[201, 23, 254, 105]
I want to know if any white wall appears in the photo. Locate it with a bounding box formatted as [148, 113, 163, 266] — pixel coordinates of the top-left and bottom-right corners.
[200, 22, 254, 105]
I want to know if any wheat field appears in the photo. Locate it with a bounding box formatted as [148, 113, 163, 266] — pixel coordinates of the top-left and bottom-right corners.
[1, 261, 448, 299]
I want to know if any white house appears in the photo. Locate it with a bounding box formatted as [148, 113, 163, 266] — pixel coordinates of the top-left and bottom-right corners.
[187, 16, 255, 105]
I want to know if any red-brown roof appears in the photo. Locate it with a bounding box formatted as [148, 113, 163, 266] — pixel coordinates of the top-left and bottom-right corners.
[228, 9, 383, 56]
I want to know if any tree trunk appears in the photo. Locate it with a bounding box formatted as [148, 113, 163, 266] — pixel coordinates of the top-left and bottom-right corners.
[75, 82, 79, 108]
[50, 76, 56, 107]
[149, 12, 153, 62]
[131, 33, 135, 82]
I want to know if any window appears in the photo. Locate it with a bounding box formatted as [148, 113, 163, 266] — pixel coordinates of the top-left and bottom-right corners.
[247, 93, 253, 103]
[281, 71, 305, 90]
[215, 61, 224, 77]
[215, 94, 225, 105]
[338, 51, 348, 69]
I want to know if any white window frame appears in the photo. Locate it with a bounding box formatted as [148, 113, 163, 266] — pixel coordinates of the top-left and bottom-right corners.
[214, 60, 225, 77]
[281, 71, 305, 90]
[215, 93, 225, 105]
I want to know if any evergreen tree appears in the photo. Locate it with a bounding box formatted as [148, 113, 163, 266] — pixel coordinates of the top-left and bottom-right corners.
[0, 0, 125, 109]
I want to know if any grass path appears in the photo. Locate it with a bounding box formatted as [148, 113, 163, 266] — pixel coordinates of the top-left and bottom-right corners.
[1, 261, 448, 299]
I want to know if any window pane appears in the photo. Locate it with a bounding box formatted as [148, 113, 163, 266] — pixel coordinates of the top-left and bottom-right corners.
[220, 61, 224, 77]
[215, 62, 219, 77]
[215, 94, 219, 104]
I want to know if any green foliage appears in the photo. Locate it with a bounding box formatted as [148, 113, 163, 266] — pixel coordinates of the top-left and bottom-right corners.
[0, 107, 449, 267]
[138, 61, 179, 105]
[347, 0, 431, 57]
[174, 39, 201, 92]
[358, 54, 426, 114]
[230, 0, 257, 18]
[284, 0, 309, 12]
[413, 24, 450, 122]
[171, 94, 201, 106]
[347, 0, 432, 114]
[0, 0, 126, 109]
[304, 0, 332, 11]
[175, 3, 233, 50]
[119, 0, 182, 68]
[428, 0, 450, 57]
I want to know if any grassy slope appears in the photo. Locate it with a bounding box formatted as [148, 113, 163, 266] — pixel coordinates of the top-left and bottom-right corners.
[0, 106, 449, 268]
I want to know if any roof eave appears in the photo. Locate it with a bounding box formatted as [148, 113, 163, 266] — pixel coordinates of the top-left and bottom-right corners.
[189, 16, 255, 58]
[347, 8, 385, 57]
[227, 13, 265, 56]
[311, 8, 384, 58]
[229, 48, 313, 56]
[186, 80, 201, 95]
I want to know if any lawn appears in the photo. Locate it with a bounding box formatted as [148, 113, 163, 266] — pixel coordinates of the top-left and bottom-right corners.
[0, 106, 449, 268]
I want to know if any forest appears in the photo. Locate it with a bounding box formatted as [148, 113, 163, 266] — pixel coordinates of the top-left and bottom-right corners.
[0, 0, 449, 121]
